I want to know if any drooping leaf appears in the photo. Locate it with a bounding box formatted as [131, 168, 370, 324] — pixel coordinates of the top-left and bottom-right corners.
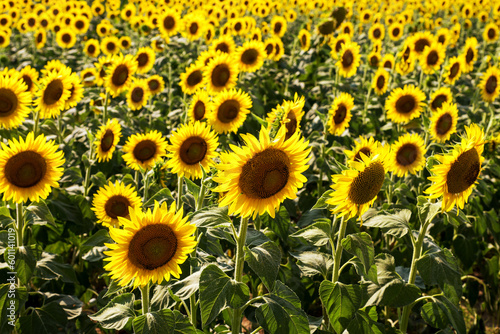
[290, 222, 331, 246]
[420, 295, 466, 334]
[341, 232, 375, 275]
[16, 302, 67, 334]
[290, 251, 333, 279]
[363, 210, 411, 238]
[35, 252, 78, 284]
[245, 241, 281, 291]
[190, 207, 231, 228]
[312, 190, 334, 210]
[365, 279, 421, 307]
[88, 293, 136, 330]
[132, 309, 198, 334]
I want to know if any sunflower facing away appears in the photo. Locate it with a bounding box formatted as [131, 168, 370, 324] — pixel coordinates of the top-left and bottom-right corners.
[36, 67, 72, 118]
[345, 136, 381, 163]
[0, 74, 31, 129]
[388, 133, 427, 177]
[430, 102, 458, 143]
[208, 88, 252, 134]
[385, 85, 426, 124]
[188, 89, 210, 122]
[328, 92, 354, 135]
[0, 132, 65, 203]
[479, 66, 500, 103]
[95, 118, 122, 162]
[336, 41, 361, 78]
[214, 126, 311, 218]
[166, 122, 219, 179]
[105, 53, 138, 97]
[426, 124, 485, 212]
[104, 201, 197, 287]
[123, 130, 168, 171]
[326, 149, 388, 221]
[266, 94, 306, 140]
[92, 180, 142, 228]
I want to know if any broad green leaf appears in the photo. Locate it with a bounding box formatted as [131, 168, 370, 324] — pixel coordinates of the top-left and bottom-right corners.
[5, 246, 39, 285]
[363, 210, 411, 238]
[81, 229, 112, 250]
[319, 280, 368, 333]
[245, 241, 281, 291]
[341, 232, 375, 275]
[373, 253, 401, 285]
[416, 248, 462, 304]
[184, 177, 200, 202]
[88, 293, 135, 330]
[133, 309, 174, 334]
[348, 257, 378, 283]
[199, 264, 249, 327]
[16, 302, 67, 334]
[144, 188, 173, 207]
[255, 281, 310, 334]
[36, 252, 78, 284]
[43, 293, 83, 320]
[312, 190, 334, 210]
[0, 284, 27, 333]
[417, 197, 441, 225]
[26, 200, 56, 226]
[345, 307, 384, 334]
[290, 222, 331, 246]
[365, 279, 421, 307]
[289, 251, 333, 279]
[171, 270, 201, 300]
[420, 295, 466, 334]
[452, 234, 478, 269]
[190, 207, 231, 228]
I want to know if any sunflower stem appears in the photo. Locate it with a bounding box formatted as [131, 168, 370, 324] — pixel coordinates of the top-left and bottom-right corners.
[142, 172, 149, 203]
[332, 216, 347, 282]
[15, 202, 24, 286]
[140, 283, 150, 315]
[177, 176, 183, 211]
[399, 209, 439, 332]
[362, 86, 372, 124]
[231, 216, 249, 334]
[485, 103, 495, 138]
[33, 108, 40, 136]
[103, 91, 109, 124]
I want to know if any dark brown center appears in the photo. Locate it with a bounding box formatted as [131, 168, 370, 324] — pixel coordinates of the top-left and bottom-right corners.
[111, 65, 129, 87]
[217, 99, 239, 123]
[395, 95, 416, 114]
[104, 195, 130, 219]
[211, 64, 230, 87]
[0, 88, 17, 116]
[131, 87, 144, 103]
[5, 151, 47, 188]
[376, 75, 385, 89]
[396, 143, 418, 166]
[432, 94, 447, 110]
[179, 136, 207, 165]
[334, 104, 347, 124]
[241, 48, 258, 65]
[128, 224, 178, 270]
[427, 50, 439, 66]
[193, 100, 205, 120]
[486, 75, 497, 94]
[133, 140, 156, 162]
[101, 129, 114, 152]
[446, 148, 480, 193]
[348, 161, 385, 204]
[187, 69, 202, 87]
[436, 113, 452, 135]
[342, 50, 354, 68]
[43, 79, 64, 105]
[137, 53, 149, 67]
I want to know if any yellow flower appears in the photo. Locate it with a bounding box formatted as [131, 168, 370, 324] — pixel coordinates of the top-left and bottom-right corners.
[208, 88, 252, 134]
[462, 37, 478, 73]
[345, 136, 382, 163]
[327, 92, 354, 135]
[105, 53, 137, 97]
[84, 38, 101, 58]
[56, 28, 76, 49]
[430, 102, 458, 143]
[101, 36, 120, 56]
[203, 53, 239, 94]
[372, 68, 389, 95]
[146, 75, 165, 95]
[234, 40, 266, 73]
[266, 94, 306, 140]
[179, 62, 204, 95]
[0, 74, 31, 129]
[388, 133, 427, 177]
[36, 67, 72, 118]
[188, 89, 210, 122]
[135, 47, 156, 74]
[126, 79, 150, 111]
[479, 66, 500, 103]
[298, 29, 311, 51]
[123, 130, 168, 171]
[385, 85, 426, 124]
[95, 118, 122, 162]
[336, 41, 361, 78]
[443, 57, 463, 85]
[419, 42, 445, 74]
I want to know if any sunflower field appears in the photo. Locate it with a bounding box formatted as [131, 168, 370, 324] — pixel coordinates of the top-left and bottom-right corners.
[1, 0, 500, 333]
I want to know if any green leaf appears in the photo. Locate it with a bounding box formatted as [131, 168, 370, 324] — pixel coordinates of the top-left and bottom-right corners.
[319, 280, 368, 333]
[347, 258, 378, 283]
[81, 229, 112, 250]
[363, 210, 411, 238]
[5, 246, 38, 285]
[88, 293, 136, 330]
[244, 241, 281, 291]
[171, 271, 201, 300]
[416, 248, 462, 304]
[341, 232, 375, 275]
[345, 307, 384, 334]
[36, 252, 78, 284]
[26, 200, 56, 226]
[190, 207, 231, 228]
[289, 251, 333, 279]
[290, 222, 331, 246]
[0, 283, 27, 333]
[417, 197, 441, 225]
[312, 190, 334, 210]
[365, 279, 421, 307]
[199, 264, 250, 327]
[44, 293, 83, 320]
[144, 188, 173, 207]
[131, 308, 201, 334]
[184, 177, 200, 202]
[16, 302, 67, 334]
[420, 295, 466, 334]
[256, 281, 310, 334]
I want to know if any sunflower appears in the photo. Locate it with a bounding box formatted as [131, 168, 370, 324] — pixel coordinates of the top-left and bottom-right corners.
[84, 38, 101, 58]
[119, 36, 132, 50]
[420, 43, 445, 74]
[411, 31, 436, 55]
[105, 53, 137, 97]
[327, 92, 354, 135]
[368, 51, 381, 68]
[326, 149, 388, 220]
[263, 38, 275, 59]
[203, 53, 239, 94]
[462, 37, 478, 73]
[0, 75, 31, 129]
[208, 88, 252, 134]
[19, 66, 38, 95]
[429, 87, 453, 112]
[81, 68, 97, 87]
[95, 118, 122, 162]
[372, 68, 389, 95]
[369, 23, 385, 42]
[298, 29, 311, 51]
[126, 79, 150, 111]
[271, 37, 285, 62]
[339, 21, 354, 37]
[146, 75, 165, 95]
[0, 132, 65, 203]
[388, 133, 426, 177]
[188, 89, 210, 122]
[214, 126, 310, 218]
[385, 85, 426, 124]
[436, 28, 450, 46]
[234, 40, 266, 72]
[34, 29, 46, 49]
[336, 41, 361, 78]
[166, 122, 218, 180]
[92, 180, 141, 228]
[123, 130, 168, 171]
[179, 62, 204, 95]
[101, 36, 120, 56]
[65, 72, 84, 109]
[389, 23, 404, 41]
[345, 136, 381, 163]
[182, 14, 204, 41]
[95, 55, 116, 86]
[443, 56, 463, 85]
[210, 35, 236, 55]
[135, 47, 155, 74]
[56, 28, 76, 49]
[396, 41, 416, 75]
[204, 25, 215, 44]
[36, 67, 72, 118]
[270, 16, 287, 38]
[483, 23, 499, 43]
[266, 94, 306, 140]
[104, 201, 196, 287]
[430, 102, 458, 143]
[73, 15, 89, 34]
[479, 66, 500, 103]
[426, 124, 485, 211]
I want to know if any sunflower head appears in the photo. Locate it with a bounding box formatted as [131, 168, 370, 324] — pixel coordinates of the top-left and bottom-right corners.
[327, 92, 354, 135]
[105, 53, 138, 97]
[388, 133, 427, 177]
[188, 89, 210, 122]
[372, 68, 389, 95]
[179, 62, 205, 95]
[335, 41, 361, 78]
[36, 67, 72, 118]
[104, 201, 196, 287]
[345, 136, 382, 163]
[235, 40, 266, 73]
[479, 66, 500, 103]
[208, 88, 252, 134]
[123, 130, 168, 171]
[135, 47, 156, 74]
[385, 85, 426, 124]
[0, 73, 32, 129]
[266, 94, 306, 140]
[95, 118, 122, 162]
[430, 102, 458, 143]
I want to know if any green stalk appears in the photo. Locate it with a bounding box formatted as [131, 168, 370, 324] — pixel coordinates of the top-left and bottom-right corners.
[231, 216, 249, 334]
[83, 139, 94, 197]
[140, 283, 150, 315]
[332, 216, 347, 282]
[484, 103, 495, 138]
[399, 210, 439, 332]
[142, 172, 149, 203]
[177, 176, 183, 211]
[103, 91, 109, 124]
[33, 109, 40, 136]
[16, 203, 24, 286]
